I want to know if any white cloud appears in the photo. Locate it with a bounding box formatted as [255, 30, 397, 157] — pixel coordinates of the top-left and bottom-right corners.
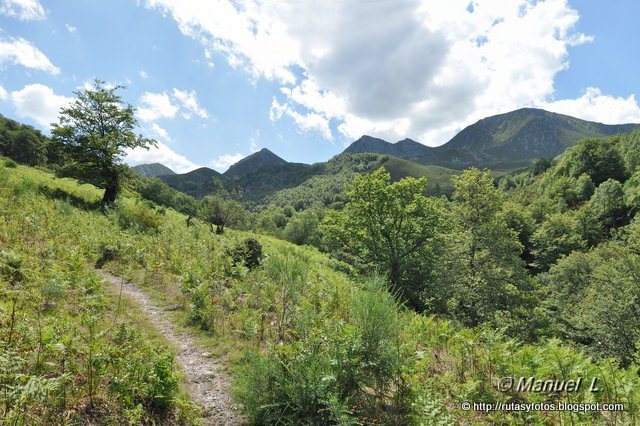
[249, 129, 260, 152]
[65, 23, 77, 33]
[270, 97, 332, 140]
[150, 122, 171, 141]
[543, 88, 640, 124]
[0, 0, 45, 21]
[172, 88, 208, 119]
[144, 0, 635, 145]
[125, 142, 199, 174]
[0, 84, 7, 101]
[211, 153, 244, 172]
[137, 91, 179, 121]
[139, 70, 149, 79]
[10, 83, 72, 127]
[0, 37, 59, 74]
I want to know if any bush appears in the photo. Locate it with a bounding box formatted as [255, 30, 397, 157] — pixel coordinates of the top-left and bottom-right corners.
[230, 238, 264, 270]
[3, 158, 18, 168]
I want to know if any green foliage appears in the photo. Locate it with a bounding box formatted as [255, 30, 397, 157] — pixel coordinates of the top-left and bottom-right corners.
[588, 178, 628, 232]
[199, 194, 247, 234]
[531, 211, 586, 271]
[0, 114, 49, 166]
[544, 243, 640, 363]
[50, 79, 155, 204]
[444, 169, 533, 331]
[556, 137, 628, 186]
[230, 237, 264, 270]
[3, 158, 18, 168]
[0, 167, 186, 423]
[128, 174, 199, 217]
[5, 132, 640, 425]
[322, 168, 445, 308]
[624, 169, 640, 214]
[113, 199, 165, 234]
[283, 208, 322, 246]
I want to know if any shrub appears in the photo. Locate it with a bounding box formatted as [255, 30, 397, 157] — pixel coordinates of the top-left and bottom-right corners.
[230, 238, 264, 270]
[3, 158, 18, 168]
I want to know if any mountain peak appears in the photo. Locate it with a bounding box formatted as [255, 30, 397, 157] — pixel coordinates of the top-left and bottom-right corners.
[131, 163, 176, 178]
[344, 135, 396, 155]
[224, 148, 288, 178]
[340, 108, 640, 170]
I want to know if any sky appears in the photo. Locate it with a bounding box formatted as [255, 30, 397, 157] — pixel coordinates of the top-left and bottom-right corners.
[1, 0, 639, 173]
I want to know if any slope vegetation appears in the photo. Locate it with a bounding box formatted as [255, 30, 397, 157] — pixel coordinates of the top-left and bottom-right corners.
[2, 160, 639, 424]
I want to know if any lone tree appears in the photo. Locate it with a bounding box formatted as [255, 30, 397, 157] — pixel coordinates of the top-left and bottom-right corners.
[51, 80, 155, 204]
[322, 168, 445, 308]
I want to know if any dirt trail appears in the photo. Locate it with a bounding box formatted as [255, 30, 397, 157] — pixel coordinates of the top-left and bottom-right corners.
[99, 271, 245, 425]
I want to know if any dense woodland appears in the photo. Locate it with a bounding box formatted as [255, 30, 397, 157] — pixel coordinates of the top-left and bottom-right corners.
[1, 83, 640, 424]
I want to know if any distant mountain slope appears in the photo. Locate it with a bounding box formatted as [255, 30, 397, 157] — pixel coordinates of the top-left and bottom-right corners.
[132, 163, 176, 178]
[224, 148, 287, 179]
[342, 108, 640, 170]
[159, 167, 224, 198]
[264, 154, 462, 210]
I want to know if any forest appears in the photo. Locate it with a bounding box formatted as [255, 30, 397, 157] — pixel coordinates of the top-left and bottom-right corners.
[1, 82, 639, 424]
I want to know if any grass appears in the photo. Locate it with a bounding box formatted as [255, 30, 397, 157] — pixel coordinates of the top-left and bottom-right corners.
[2, 162, 639, 425]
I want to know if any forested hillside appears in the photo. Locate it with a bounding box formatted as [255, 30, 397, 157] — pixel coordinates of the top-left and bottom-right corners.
[2, 82, 640, 424]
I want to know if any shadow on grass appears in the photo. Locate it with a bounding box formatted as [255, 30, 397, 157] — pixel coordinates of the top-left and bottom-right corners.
[39, 185, 102, 211]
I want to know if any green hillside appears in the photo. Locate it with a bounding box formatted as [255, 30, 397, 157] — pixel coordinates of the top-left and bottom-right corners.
[3, 85, 640, 424]
[159, 166, 224, 198]
[3, 155, 640, 424]
[343, 108, 640, 170]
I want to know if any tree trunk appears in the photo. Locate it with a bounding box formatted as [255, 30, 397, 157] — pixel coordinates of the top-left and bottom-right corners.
[101, 174, 120, 204]
[390, 257, 401, 290]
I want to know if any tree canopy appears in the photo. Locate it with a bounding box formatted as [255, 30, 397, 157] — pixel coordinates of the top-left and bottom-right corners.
[322, 168, 445, 308]
[50, 80, 155, 204]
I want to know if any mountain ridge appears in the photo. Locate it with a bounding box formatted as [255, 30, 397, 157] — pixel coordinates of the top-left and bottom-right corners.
[344, 108, 640, 169]
[142, 107, 640, 201]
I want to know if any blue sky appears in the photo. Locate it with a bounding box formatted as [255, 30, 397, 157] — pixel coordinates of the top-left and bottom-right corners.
[1, 0, 639, 173]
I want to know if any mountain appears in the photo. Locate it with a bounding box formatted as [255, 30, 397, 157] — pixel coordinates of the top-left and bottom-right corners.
[159, 167, 224, 198]
[345, 136, 433, 163]
[224, 148, 288, 179]
[342, 108, 640, 170]
[132, 163, 176, 178]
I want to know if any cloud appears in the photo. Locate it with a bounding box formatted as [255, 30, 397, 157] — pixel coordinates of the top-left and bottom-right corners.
[173, 88, 208, 119]
[137, 91, 179, 121]
[270, 97, 332, 139]
[211, 153, 244, 172]
[150, 123, 171, 141]
[543, 88, 640, 124]
[0, 0, 45, 21]
[137, 88, 209, 122]
[10, 83, 72, 127]
[0, 37, 60, 74]
[65, 23, 77, 33]
[125, 142, 199, 174]
[138, 70, 149, 79]
[0, 84, 7, 101]
[144, 0, 628, 145]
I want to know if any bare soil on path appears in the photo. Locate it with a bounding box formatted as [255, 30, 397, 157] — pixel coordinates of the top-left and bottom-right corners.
[99, 271, 245, 425]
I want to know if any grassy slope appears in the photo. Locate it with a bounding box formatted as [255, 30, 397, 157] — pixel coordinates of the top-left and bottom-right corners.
[0, 164, 195, 424]
[2, 163, 639, 424]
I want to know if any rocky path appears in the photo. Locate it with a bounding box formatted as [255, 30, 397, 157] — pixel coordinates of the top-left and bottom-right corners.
[98, 271, 245, 425]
